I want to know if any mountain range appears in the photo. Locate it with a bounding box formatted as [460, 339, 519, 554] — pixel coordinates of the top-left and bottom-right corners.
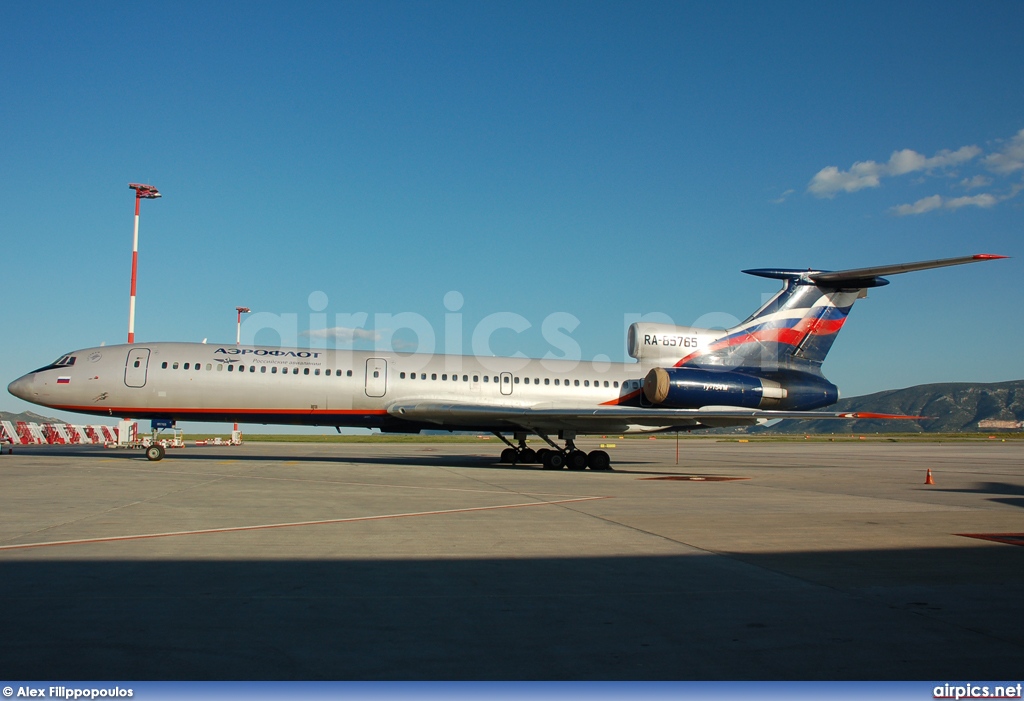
[759, 379, 1024, 434]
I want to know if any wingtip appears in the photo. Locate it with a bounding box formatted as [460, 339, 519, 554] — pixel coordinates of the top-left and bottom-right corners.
[841, 412, 930, 420]
[973, 254, 1009, 260]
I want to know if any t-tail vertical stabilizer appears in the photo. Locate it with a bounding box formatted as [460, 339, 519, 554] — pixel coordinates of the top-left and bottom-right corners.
[630, 254, 1007, 412]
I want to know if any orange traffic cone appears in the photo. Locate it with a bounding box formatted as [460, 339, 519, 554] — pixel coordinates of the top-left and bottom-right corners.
[924, 469, 935, 485]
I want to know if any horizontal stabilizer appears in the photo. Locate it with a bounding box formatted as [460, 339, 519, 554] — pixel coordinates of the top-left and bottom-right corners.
[744, 253, 1006, 288]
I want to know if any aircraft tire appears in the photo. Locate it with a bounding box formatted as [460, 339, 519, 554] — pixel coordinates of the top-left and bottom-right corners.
[519, 448, 538, 464]
[499, 448, 518, 464]
[566, 450, 588, 470]
[587, 450, 611, 471]
[536, 449, 552, 463]
[146, 444, 165, 462]
[542, 451, 564, 470]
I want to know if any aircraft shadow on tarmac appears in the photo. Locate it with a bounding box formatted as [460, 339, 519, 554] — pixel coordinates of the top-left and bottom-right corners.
[931, 481, 1024, 510]
[17, 445, 671, 472]
[0, 546, 1022, 681]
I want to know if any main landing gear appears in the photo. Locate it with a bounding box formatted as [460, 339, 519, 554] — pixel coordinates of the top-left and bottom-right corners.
[495, 431, 612, 471]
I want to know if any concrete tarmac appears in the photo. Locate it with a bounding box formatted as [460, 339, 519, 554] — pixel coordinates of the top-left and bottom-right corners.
[0, 438, 1022, 680]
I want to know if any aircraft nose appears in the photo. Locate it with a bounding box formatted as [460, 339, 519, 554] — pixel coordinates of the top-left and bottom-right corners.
[8, 374, 35, 401]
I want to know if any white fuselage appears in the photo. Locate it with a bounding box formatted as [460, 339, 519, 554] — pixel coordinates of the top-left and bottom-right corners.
[9, 342, 655, 434]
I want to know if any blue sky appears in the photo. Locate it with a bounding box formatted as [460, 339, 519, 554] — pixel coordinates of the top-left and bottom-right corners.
[2, 1, 1022, 429]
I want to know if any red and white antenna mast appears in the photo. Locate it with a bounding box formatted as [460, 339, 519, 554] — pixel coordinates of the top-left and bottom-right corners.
[127, 183, 161, 344]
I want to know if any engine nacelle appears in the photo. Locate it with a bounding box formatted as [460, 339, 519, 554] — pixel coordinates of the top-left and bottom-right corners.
[642, 367, 839, 411]
[643, 367, 782, 409]
[627, 323, 723, 363]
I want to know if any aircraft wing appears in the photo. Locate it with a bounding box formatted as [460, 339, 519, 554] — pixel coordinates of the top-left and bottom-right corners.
[387, 402, 924, 433]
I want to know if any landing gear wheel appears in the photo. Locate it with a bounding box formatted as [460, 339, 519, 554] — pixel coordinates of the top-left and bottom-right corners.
[542, 451, 565, 470]
[587, 450, 612, 471]
[536, 448, 552, 462]
[566, 450, 588, 471]
[146, 444, 165, 462]
[499, 448, 518, 464]
[519, 448, 538, 464]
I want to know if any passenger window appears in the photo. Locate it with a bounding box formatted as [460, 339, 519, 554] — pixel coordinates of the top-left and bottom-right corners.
[584, 380, 589, 387]
[574, 380, 580, 387]
[304, 368, 310, 375]
[514, 377, 519, 384]
[493, 376, 499, 383]
[442, 374, 447, 380]
[603, 381, 609, 388]
[614, 381, 619, 388]
[315, 368, 320, 376]
[261, 366, 267, 373]
[161, 362, 168, 369]
[373, 371, 379, 378]
[293, 368, 299, 374]
[326, 369, 332, 376]
[347, 370, 353, 377]
[228, 365, 234, 372]
[271, 367, 277, 374]
[249, 366, 255, 373]
[545, 378, 550, 385]
[484, 376, 489, 382]
[431, 373, 437, 380]
[410, 373, 416, 380]
[473, 375, 479, 382]
[420, 373, 426, 379]
[400, 372, 406, 379]
[171, 362, 178, 369]
[183, 363, 190, 370]
[217, 364, 223, 372]
[554, 379, 560, 386]
[463, 375, 468, 382]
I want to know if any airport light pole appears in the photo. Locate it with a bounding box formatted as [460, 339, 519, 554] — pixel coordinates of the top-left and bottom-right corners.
[233, 304, 250, 444]
[236, 306, 251, 346]
[127, 183, 161, 344]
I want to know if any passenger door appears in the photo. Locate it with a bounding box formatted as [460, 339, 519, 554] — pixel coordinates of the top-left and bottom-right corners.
[124, 349, 150, 388]
[365, 358, 387, 397]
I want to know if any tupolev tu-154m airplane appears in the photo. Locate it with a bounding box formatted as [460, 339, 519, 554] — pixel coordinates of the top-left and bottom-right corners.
[8, 253, 1006, 468]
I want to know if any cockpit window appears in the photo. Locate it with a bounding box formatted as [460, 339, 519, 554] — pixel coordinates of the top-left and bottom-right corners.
[30, 354, 78, 374]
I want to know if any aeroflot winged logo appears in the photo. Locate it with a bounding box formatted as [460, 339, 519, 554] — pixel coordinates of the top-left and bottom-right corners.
[215, 348, 322, 358]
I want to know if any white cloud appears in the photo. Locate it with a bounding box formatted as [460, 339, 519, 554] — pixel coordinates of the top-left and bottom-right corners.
[890, 191, 1003, 216]
[890, 195, 943, 216]
[807, 162, 883, 197]
[771, 188, 795, 204]
[945, 194, 997, 210]
[983, 128, 1024, 174]
[959, 175, 992, 189]
[808, 143, 983, 198]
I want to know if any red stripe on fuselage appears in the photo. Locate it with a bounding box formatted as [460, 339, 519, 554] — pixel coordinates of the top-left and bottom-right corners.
[674, 316, 847, 367]
[600, 388, 643, 406]
[51, 405, 389, 417]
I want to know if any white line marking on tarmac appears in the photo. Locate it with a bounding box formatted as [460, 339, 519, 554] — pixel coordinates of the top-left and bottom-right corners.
[0, 496, 610, 552]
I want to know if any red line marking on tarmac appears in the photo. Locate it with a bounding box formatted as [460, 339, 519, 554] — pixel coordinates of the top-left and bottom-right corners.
[956, 533, 1024, 547]
[0, 496, 609, 552]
